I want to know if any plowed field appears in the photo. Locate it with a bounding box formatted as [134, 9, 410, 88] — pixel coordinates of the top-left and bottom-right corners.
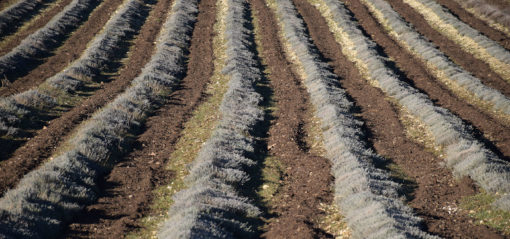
[0, 0, 509, 238]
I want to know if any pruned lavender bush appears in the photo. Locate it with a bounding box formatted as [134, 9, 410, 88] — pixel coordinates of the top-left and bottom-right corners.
[0, 106, 23, 136]
[359, 0, 510, 121]
[0, 0, 99, 80]
[401, 0, 510, 82]
[158, 0, 263, 237]
[0, 0, 147, 137]
[0, 0, 55, 37]
[270, 0, 436, 237]
[0, 90, 55, 137]
[319, 0, 510, 211]
[0, 0, 199, 236]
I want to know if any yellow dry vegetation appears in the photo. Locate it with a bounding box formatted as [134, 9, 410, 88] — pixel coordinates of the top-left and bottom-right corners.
[460, 192, 510, 235]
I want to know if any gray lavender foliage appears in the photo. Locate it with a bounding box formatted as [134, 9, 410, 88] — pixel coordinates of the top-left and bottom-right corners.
[0, 0, 199, 237]
[361, 0, 510, 117]
[0, 0, 54, 37]
[408, 0, 510, 66]
[158, 0, 264, 238]
[457, 0, 510, 30]
[0, 0, 99, 80]
[322, 0, 510, 211]
[0, 0, 146, 137]
[45, 0, 147, 90]
[0, 90, 55, 136]
[273, 0, 436, 238]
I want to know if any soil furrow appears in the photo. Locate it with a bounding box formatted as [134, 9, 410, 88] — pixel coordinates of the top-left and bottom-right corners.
[0, 0, 72, 55]
[293, 0, 507, 237]
[381, 0, 510, 99]
[0, 0, 124, 96]
[252, 0, 334, 238]
[0, 0, 171, 197]
[61, 0, 215, 236]
[434, 0, 510, 50]
[345, 0, 510, 164]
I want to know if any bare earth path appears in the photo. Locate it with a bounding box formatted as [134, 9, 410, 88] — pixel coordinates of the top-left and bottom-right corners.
[253, 0, 335, 238]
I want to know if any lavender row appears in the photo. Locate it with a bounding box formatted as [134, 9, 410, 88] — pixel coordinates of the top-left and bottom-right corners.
[269, 0, 436, 237]
[0, 0, 199, 237]
[0, 0, 147, 137]
[0, 0, 100, 80]
[401, 0, 510, 83]
[318, 0, 510, 211]
[158, 0, 264, 237]
[359, 0, 510, 124]
[0, 0, 56, 37]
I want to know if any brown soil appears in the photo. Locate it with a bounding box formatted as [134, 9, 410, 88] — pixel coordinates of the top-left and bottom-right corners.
[293, 0, 507, 238]
[481, 0, 510, 9]
[382, 0, 510, 161]
[0, 0, 124, 96]
[434, 0, 510, 49]
[61, 0, 216, 237]
[384, 0, 510, 99]
[252, 0, 334, 238]
[0, 0, 73, 55]
[0, 0, 168, 196]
